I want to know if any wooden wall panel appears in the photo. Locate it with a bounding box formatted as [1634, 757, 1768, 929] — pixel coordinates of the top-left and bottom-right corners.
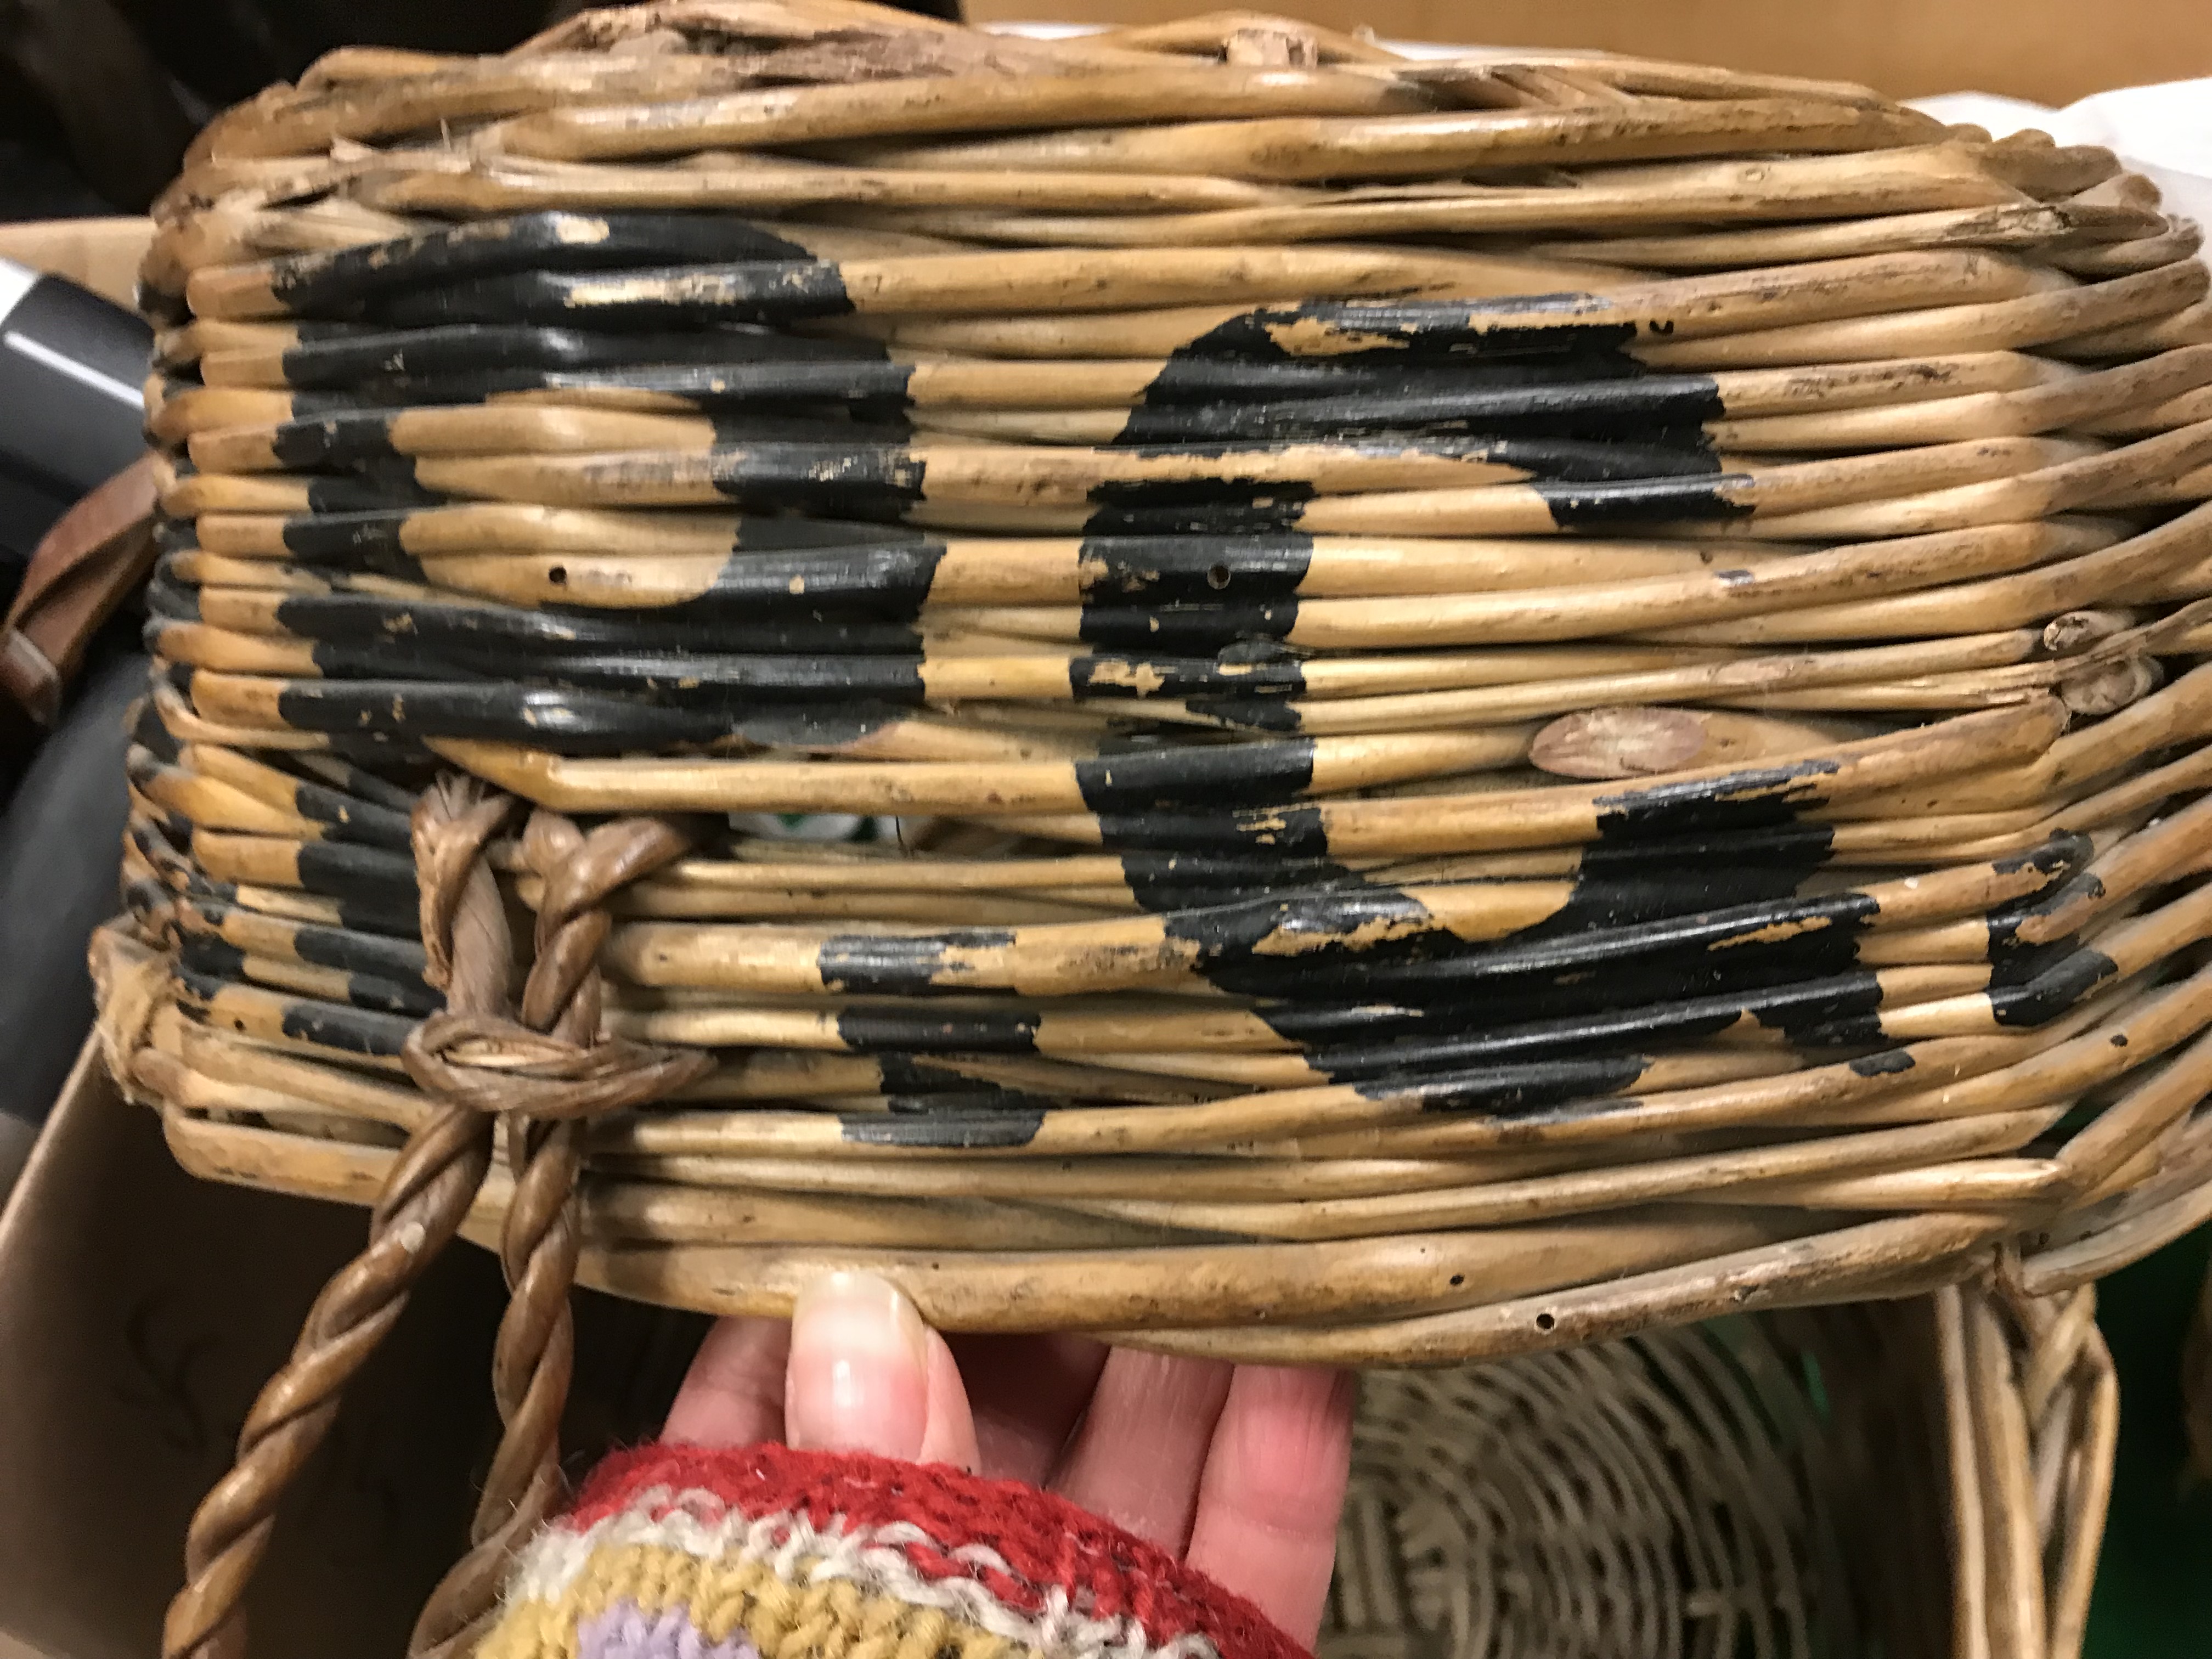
[968, 1, 2212, 106]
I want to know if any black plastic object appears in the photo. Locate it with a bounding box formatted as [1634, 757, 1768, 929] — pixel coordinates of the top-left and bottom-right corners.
[0, 646, 145, 1135]
[0, 258, 154, 583]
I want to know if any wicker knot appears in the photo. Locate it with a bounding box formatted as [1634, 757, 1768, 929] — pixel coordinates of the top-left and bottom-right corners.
[403, 1010, 706, 1120]
[401, 785, 710, 1125]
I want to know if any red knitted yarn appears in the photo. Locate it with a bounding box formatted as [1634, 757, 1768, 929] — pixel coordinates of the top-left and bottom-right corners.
[565, 1442, 1310, 1659]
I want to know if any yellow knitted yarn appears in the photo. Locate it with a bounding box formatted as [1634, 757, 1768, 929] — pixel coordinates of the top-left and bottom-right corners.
[478, 1544, 1023, 1659]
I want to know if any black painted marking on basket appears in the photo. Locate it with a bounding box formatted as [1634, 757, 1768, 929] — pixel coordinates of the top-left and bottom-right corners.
[267, 590, 930, 662]
[1987, 838, 2110, 975]
[1376, 825, 1853, 1005]
[885, 1088, 1063, 1116]
[270, 778, 414, 853]
[123, 878, 173, 926]
[1175, 297, 1641, 363]
[1539, 475, 1754, 529]
[1139, 354, 1647, 404]
[699, 541, 946, 620]
[1110, 433, 1721, 486]
[1077, 599, 1304, 650]
[1352, 1053, 1655, 1115]
[273, 322, 874, 390]
[833, 1003, 1042, 1054]
[146, 560, 204, 623]
[1085, 534, 1317, 606]
[1310, 966, 1893, 1076]
[262, 407, 909, 470]
[1319, 829, 2090, 1008]
[1989, 943, 2121, 1026]
[1594, 760, 1845, 841]
[269, 411, 399, 470]
[539, 358, 919, 409]
[270, 680, 749, 751]
[293, 839, 419, 901]
[1082, 481, 1319, 538]
[294, 754, 422, 818]
[1119, 852, 1344, 891]
[371, 261, 856, 330]
[272, 510, 431, 581]
[1069, 653, 1307, 700]
[173, 967, 413, 1057]
[876, 1056, 1041, 1103]
[532, 654, 932, 709]
[1119, 374, 1731, 449]
[703, 443, 925, 519]
[272, 989, 416, 1054]
[201, 900, 429, 987]
[197, 873, 424, 941]
[1075, 737, 1321, 812]
[1333, 890, 1882, 998]
[263, 213, 831, 318]
[1090, 802, 1334, 855]
[131, 696, 180, 761]
[180, 938, 440, 1018]
[300, 472, 444, 514]
[1099, 818, 1886, 1079]
[1748, 971, 1888, 1047]
[1107, 831, 1449, 1081]
[839, 1109, 1047, 1149]
[178, 935, 252, 984]
[1850, 1048, 1917, 1077]
[818, 931, 1019, 996]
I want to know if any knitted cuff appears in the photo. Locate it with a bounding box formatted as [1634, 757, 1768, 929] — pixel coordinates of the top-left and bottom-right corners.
[478, 1441, 1311, 1659]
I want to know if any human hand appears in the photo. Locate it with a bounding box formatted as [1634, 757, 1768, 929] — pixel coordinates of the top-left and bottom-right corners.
[664, 1271, 1356, 1646]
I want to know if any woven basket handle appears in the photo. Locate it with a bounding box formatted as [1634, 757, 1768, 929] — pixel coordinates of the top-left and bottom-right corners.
[162, 775, 708, 1659]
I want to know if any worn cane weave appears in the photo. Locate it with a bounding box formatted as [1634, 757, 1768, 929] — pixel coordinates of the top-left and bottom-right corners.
[87, 3, 2212, 1653]
[1321, 1279, 2116, 1659]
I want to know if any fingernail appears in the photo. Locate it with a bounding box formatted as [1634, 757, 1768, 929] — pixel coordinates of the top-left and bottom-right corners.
[786, 1270, 932, 1459]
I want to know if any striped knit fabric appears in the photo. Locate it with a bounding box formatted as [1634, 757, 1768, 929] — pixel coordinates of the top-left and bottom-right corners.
[481, 1443, 1310, 1659]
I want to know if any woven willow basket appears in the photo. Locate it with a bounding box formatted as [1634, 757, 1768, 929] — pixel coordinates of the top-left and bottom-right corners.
[91, 2, 2212, 1651]
[1319, 1277, 2118, 1659]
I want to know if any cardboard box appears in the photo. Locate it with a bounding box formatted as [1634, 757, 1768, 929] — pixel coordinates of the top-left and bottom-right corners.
[0, 1041, 707, 1659]
[0, 220, 151, 313]
[0, 1044, 504, 1659]
[976, 2, 2212, 106]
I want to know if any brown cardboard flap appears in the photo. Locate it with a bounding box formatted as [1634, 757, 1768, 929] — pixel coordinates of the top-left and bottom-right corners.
[0, 221, 152, 313]
[0, 1042, 506, 1659]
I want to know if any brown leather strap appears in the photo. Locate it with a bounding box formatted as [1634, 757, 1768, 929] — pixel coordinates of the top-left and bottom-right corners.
[0, 450, 158, 725]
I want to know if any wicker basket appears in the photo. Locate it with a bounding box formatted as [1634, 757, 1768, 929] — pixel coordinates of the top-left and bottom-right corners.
[1321, 1275, 2117, 1659]
[94, 2, 2212, 1651]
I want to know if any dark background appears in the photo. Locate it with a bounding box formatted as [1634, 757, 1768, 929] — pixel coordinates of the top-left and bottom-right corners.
[0, 0, 964, 217]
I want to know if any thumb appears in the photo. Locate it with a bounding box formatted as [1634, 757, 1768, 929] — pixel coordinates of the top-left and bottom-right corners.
[785, 1270, 979, 1471]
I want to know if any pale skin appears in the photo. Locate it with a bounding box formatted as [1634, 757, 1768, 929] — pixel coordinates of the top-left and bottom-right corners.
[664, 1269, 1358, 1646]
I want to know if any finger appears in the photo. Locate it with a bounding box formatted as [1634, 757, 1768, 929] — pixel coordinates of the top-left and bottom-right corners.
[1048, 1350, 1233, 1552]
[1184, 1367, 1356, 1648]
[949, 1333, 1109, 1484]
[662, 1315, 791, 1447]
[786, 1269, 977, 1469]
[918, 1329, 982, 1474]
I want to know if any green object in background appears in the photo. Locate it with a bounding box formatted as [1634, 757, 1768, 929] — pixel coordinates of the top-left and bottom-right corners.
[2084, 1224, 2212, 1657]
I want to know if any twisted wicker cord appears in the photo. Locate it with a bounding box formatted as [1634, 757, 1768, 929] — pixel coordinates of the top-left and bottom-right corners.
[160, 778, 707, 1659]
[407, 804, 709, 1658]
[161, 778, 515, 1659]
